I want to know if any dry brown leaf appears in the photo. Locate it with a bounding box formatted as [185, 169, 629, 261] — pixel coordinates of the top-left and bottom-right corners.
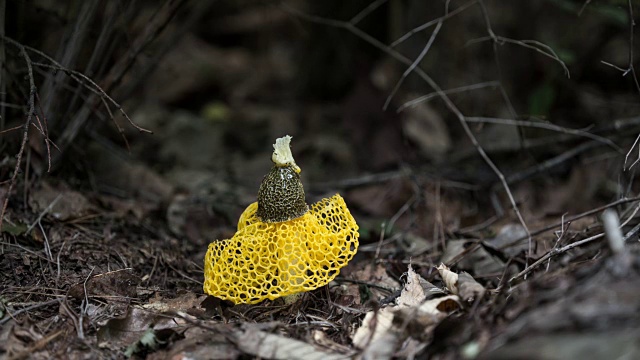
[96, 293, 206, 348]
[457, 272, 486, 303]
[0, 322, 51, 360]
[312, 330, 356, 356]
[150, 326, 239, 360]
[29, 182, 95, 221]
[232, 325, 346, 360]
[418, 295, 461, 316]
[394, 295, 461, 342]
[67, 268, 140, 301]
[349, 263, 401, 300]
[397, 264, 428, 307]
[483, 224, 529, 257]
[352, 307, 396, 350]
[437, 263, 459, 294]
[352, 265, 449, 358]
[352, 265, 424, 354]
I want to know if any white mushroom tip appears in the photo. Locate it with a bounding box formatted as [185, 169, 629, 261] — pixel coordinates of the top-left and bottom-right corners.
[272, 135, 300, 172]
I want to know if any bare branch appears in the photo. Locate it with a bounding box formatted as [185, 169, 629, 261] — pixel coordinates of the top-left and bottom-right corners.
[384, 18, 443, 110]
[350, 0, 388, 25]
[0, 44, 36, 232]
[283, 3, 533, 258]
[397, 81, 501, 112]
[390, 0, 478, 48]
[467, 35, 570, 78]
[465, 117, 622, 152]
[30, 61, 152, 134]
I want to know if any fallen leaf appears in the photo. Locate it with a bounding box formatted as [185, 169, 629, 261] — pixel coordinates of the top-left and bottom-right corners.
[397, 264, 429, 307]
[352, 265, 454, 359]
[232, 324, 346, 360]
[97, 293, 206, 349]
[457, 272, 486, 303]
[312, 330, 356, 356]
[483, 224, 529, 257]
[394, 295, 461, 341]
[29, 182, 95, 221]
[402, 99, 451, 160]
[441, 239, 505, 276]
[353, 264, 424, 349]
[349, 263, 401, 301]
[149, 326, 238, 360]
[437, 264, 459, 294]
[67, 268, 140, 301]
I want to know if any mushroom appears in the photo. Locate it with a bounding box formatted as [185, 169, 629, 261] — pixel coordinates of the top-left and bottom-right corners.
[203, 135, 359, 304]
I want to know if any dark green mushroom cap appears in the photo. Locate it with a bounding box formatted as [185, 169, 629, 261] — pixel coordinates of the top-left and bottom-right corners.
[257, 165, 308, 222]
[256, 136, 309, 223]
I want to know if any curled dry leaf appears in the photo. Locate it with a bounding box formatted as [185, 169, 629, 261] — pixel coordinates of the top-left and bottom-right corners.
[441, 239, 505, 277]
[312, 330, 356, 356]
[397, 264, 429, 307]
[352, 306, 396, 351]
[437, 263, 459, 294]
[394, 295, 461, 341]
[353, 265, 462, 359]
[457, 272, 486, 302]
[353, 264, 425, 349]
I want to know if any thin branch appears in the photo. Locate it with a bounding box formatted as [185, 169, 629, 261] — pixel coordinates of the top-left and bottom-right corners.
[500, 141, 601, 185]
[478, 0, 517, 119]
[0, 44, 36, 232]
[30, 61, 151, 134]
[0, 124, 24, 135]
[465, 116, 622, 152]
[499, 195, 640, 251]
[350, 0, 388, 25]
[0, 298, 62, 326]
[578, 0, 592, 16]
[391, 0, 478, 48]
[467, 35, 570, 78]
[384, 18, 443, 110]
[509, 232, 604, 282]
[510, 198, 639, 282]
[619, 0, 640, 170]
[0, 36, 151, 134]
[397, 81, 500, 112]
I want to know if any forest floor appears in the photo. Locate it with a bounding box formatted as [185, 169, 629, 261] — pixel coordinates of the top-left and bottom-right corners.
[2, 1, 640, 359]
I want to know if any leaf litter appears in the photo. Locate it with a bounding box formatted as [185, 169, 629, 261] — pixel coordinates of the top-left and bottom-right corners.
[2, 2, 640, 359]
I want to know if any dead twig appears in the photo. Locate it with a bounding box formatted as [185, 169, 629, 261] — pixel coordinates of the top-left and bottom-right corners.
[0, 298, 62, 326]
[610, 1, 640, 170]
[383, 6, 445, 110]
[30, 61, 151, 135]
[0, 43, 36, 233]
[397, 81, 501, 113]
[467, 35, 570, 78]
[390, 0, 478, 48]
[509, 232, 605, 282]
[500, 195, 640, 252]
[7, 329, 63, 360]
[465, 117, 621, 152]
